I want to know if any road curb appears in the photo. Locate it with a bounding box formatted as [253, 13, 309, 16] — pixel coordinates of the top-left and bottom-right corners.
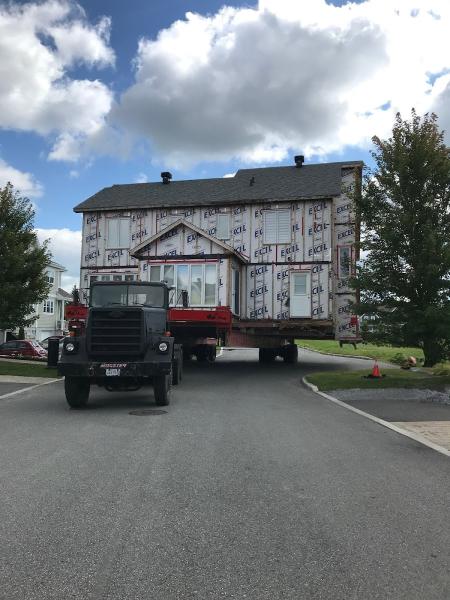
[297, 346, 376, 361]
[302, 376, 450, 458]
[0, 378, 61, 401]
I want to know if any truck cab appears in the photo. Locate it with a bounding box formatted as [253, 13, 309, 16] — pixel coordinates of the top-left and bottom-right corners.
[58, 281, 182, 408]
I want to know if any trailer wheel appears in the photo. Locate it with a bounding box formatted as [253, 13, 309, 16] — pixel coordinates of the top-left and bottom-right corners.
[259, 348, 276, 363]
[283, 344, 298, 364]
[64, 376, 90, 409]
[196, 346, 208, 363]
[154, 372, 172, 406]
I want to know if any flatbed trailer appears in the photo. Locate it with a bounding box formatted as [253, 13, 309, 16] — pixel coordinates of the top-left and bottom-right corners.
[168, 306, 359, 363]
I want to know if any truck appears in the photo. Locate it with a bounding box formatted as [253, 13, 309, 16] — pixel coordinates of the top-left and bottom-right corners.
[58, 281, 183, 409]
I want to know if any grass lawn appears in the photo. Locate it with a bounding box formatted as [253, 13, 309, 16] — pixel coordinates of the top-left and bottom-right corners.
[0, 361, 61, 378]
[297, 339, 424, 364]
[306, 368, 450, 391]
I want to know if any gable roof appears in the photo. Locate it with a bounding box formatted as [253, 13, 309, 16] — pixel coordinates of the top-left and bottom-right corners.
[130, 219, 248, 263]
[74, 160, 362, 213]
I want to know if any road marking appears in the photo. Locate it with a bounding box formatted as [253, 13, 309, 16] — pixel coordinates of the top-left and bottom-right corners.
[0, 378, 60, 401]
[302, 377, 450, 458]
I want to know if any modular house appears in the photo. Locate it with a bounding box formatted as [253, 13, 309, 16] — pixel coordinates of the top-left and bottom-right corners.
[74, 158, 362, 343]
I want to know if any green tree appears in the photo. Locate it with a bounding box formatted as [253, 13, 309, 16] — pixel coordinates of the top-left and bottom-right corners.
[354, 110, 450, 367]
[0, 183, 51, 331]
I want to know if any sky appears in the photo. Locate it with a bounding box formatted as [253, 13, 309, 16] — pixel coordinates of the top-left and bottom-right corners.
[2, 0, 450, 290]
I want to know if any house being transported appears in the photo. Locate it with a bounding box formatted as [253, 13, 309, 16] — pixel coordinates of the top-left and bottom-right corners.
[74, 157, 361, 360]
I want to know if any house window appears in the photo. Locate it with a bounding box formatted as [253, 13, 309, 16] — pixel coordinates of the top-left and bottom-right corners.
[263, 209, 291, 244]
[43, 300, 54, 314]
[149, 263, 217, 306]
[46, 270, 54, 284]
[338, 246, 352, 279]
[106, 218, 129, 248]
[216, 214, 231, 240]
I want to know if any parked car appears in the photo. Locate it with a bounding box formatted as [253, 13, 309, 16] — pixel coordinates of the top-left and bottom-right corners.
[0, 340, 47, 359]
[39, 336, 65, 351]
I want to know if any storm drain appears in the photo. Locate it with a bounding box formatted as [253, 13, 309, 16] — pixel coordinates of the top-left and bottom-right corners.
[129, 409, 167, 416]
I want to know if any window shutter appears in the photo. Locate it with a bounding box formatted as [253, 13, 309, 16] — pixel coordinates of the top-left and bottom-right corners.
[107, 220, 119, 247]
[263, 211, 278, 244]
[119, 219, 129, 246]
[277, 210, 291, 243]
[216, 214, 230, 239]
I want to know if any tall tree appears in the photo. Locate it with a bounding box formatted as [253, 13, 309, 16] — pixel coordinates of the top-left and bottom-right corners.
[0, 183, 51, 331]
[354, 110, 450, 366]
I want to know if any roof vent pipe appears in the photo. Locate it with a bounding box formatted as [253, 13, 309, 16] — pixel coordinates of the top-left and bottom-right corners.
[161, 172, 172, 184]
[294, 155, 304, 168]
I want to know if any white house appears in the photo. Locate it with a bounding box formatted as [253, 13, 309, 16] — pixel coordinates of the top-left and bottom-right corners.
[25, 261, 72, 341]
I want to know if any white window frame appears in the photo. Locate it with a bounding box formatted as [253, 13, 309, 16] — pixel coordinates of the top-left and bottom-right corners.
[263, 209, 291, 244]
[149, 263, 218, 307]
[216, 213, 231, 240]
[46, 270, 55, 284]
[106, 217, 129, 249]
[43, 300, 54, 314]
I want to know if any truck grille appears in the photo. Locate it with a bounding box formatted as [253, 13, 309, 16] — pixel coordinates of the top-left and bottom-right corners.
[88, 309, 143, 356]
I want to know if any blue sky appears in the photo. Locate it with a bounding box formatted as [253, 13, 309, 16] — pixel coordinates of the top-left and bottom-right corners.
[1, 0, 450, 287]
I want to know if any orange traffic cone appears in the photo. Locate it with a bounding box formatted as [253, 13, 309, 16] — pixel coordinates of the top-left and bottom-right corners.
[371, 361, 381, 378]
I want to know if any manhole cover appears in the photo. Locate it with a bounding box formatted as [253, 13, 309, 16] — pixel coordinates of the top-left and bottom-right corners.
[129, 409, 167, 416]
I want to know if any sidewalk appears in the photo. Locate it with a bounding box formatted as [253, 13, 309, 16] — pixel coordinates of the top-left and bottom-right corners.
[330, 388, 450, 451]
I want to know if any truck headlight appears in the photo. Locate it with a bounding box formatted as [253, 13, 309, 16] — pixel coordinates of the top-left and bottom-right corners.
[65, 342, 76, 353]
[158, 342, 169, 353]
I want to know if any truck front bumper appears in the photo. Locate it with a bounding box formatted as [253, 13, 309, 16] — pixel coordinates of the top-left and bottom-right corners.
[58, 360, 172, 379]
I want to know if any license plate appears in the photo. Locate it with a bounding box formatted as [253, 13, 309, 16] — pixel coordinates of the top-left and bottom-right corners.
[105, 368, 120, 376]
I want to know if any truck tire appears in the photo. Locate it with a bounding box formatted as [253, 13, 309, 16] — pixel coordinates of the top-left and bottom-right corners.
[154, 372, 171, 406]
[259, 348, 276, 363]
[64, 376, 90, 409]
[172, 357, 183, 385]
[283, 344, 298, 364]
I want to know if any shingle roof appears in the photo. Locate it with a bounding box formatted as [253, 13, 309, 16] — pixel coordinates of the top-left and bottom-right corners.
[73, 161, 362, 213]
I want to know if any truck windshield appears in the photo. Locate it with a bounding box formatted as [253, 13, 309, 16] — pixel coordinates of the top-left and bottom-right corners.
[90, 285, 165, 308]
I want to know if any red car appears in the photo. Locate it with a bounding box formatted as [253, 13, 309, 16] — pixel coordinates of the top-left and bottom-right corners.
[0, 340, 47, 359]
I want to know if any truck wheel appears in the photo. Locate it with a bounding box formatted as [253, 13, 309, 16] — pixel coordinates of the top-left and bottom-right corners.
[64, 376, 90, 409]
[172, 358, 183, 385]
[283, 344, 298, 364]
[207, 346, 217, 362]
[154, 372, 171, 406]
[259, 348, 276, 363]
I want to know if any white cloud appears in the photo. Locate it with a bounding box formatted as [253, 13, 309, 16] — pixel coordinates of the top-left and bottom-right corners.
[134, 172, 148, 183]
[112, 0, 450, 165]
[0, 0, 114, 161]
[0, 159, 43, 197]
[35, 228, 81, 292]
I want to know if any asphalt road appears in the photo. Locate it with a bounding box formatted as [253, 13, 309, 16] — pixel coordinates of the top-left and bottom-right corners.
[0, 348, 449, 599]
